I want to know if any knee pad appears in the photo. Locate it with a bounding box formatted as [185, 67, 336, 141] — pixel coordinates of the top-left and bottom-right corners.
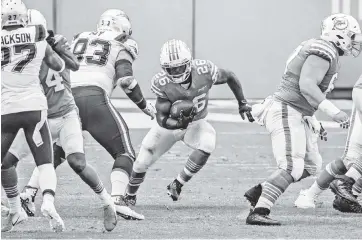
[304, 151, 323, 176]
[198, 125, 216, 154]
[113, 153, 134, 175]
[327, 158, 347, 176]
[67, 153, 87, 174]
[132, 146, 155, 173]
[1, 152, 20, 170]
[277, 157, 304, 182]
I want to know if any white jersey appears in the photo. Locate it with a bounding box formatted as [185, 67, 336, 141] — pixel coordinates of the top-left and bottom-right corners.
[70, 30, 138, 96]
[1, 25, 48, 115]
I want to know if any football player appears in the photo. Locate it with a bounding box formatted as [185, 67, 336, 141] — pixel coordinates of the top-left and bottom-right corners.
[124, 39, 254, 205]
[66, 9, 153, 220]
[2, 9, 118, 231]
[295, 73, 362, 213]
[244, 14, 361, 225]
[1, 0, 64, 232]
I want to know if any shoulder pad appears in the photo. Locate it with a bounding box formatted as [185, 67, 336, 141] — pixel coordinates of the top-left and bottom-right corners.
[307, 39, 338, 63]
[151, 71, 169, 98]
[193, 59, 219, 83]
[114, 34, 139, 60]
[34, 24, 47, 42]
[73, 32, 81, 41]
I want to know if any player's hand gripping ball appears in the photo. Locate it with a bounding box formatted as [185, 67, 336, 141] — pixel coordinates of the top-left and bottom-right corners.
[170, 100, 197, 129]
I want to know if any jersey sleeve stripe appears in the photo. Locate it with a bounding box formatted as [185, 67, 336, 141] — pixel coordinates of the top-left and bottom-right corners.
[35, 25, 46, 42]
[313, 42, 336, 58]
[310, 43, 336, 58]
[211, 65, 219, 84]
[151, 85, 166, 98]
[151, 82, 162, 92]
[309, 47, 334, 62]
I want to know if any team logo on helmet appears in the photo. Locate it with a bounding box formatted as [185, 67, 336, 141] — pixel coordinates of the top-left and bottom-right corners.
[333, 17, 348, 30]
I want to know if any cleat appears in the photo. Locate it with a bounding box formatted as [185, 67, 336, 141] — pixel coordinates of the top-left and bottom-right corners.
[20, 186, 38, 217]
[103, 203, 117, 231]
[1, 199, 9, 217]
[246, 207, 281, 226]
[330, 176, 358, 204]
[294, 189, 316, 209]
[1, 208, 28, 232]
[167, 179, 183, 201]
[113, 195, 144, 221]
[333, 195, 362, 213]
[124, 194, 137, 206]
[41, 201, 65, 232]
[244, 184, 262, 208]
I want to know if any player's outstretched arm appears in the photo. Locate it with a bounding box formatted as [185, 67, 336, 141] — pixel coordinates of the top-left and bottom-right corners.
[156, 98, 191, 130]
[214, 69, 254, 122]
[300, 55, 349, 127]
[44, 44, 66, 73]
[50, 35, 79, 71]
[116, 60, 155, 119]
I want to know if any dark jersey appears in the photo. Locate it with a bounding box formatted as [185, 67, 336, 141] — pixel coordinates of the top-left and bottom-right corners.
[274, 38, 340, 116]
[151, 59, 219, 121]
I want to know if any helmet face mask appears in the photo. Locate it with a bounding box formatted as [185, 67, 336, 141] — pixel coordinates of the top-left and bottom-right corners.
[1, 0, 28, 28]
[321, 14, 362, 57]
[160, 39, 192, 84]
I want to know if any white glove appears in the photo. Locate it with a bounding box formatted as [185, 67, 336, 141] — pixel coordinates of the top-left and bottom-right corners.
[303, 116, 328, 141]
[142, 101, 156, 120]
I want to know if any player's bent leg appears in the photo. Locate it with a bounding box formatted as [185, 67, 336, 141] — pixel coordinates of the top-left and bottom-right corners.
[330, 98, 362, 204]
[247, 102, 305, 226]
[83, 91, 142, 221]
[60, 109, 117, 230]
[168, 120, 216, 201]
[126, 123, 178, 204]
[24, 111, 64, 232]
[353, 178, 362, 196]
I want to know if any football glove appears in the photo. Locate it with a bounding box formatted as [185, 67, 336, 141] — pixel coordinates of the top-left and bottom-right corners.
[142, 101, 156, 120]
[319, 123, 328, 141]
[176, 106, 197, 129]
[239, 100, 254, 122]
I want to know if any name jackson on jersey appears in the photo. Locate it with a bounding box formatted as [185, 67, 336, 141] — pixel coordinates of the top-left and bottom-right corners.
[1, 33, 31, 44]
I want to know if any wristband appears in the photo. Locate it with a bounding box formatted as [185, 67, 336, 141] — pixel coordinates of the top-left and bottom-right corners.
[55, 58, 65, 73]
[318, 99, 340, 117]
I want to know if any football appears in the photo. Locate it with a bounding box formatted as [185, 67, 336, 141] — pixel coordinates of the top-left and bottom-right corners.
[169, 100, 195, 119]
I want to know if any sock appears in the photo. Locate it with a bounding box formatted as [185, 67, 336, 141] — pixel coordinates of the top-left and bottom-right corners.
[98, 189, 112, 206]
[176, 150, 210, 185]
[255, 169, 294, 210]
[77, 165, 105, 194]
[346, 159, 362, 181]
[8, 196, 21, 214]
[126, 171, 146, 196]
[346, 166, 362, 182]
[110, 170, 129, 196]
[353, 178, 362, 195]
[43, 192, 55, 204]
[2, 167, 20, 213]
[306, 181, 324, 198]
[27, 167, 40, 189]
[37, 163, 57, 195]
[316, 159, 347, 190]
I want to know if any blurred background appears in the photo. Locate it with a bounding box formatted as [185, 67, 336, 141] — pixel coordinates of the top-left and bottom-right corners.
[23, 0, 362, 99]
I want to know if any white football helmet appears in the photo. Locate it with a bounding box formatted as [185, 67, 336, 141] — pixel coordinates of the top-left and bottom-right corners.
[1, 0, 28, 28]
[160, 39, 192, 84]
[321, 13, 362, 57]
[27, 9, 47, 30]
[97, 9, 132, 35]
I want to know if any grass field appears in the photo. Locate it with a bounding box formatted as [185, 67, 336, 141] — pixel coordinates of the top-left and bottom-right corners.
[2, 101, 362, 239]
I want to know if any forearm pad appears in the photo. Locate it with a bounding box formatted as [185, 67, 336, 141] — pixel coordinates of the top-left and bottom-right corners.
[126, 83, 146, 109]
